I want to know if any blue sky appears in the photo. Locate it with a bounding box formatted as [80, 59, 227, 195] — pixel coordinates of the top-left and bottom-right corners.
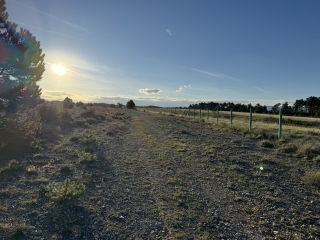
[5, 0, 320, 107]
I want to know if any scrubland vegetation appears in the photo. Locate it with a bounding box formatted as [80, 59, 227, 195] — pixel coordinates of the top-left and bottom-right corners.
[0, 101, 319, 239]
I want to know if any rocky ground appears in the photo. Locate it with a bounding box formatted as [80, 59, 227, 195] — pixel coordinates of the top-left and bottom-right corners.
[0, 105, 319, 239]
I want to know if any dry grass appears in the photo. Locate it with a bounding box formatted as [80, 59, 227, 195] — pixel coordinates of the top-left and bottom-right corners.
[139, 107, 320, 161]
[1, 103, 320, 238]
[302, 171, 320, 190]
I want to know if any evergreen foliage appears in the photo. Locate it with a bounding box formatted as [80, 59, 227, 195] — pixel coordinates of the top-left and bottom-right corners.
[46, 178, 85, 203]
[0, 0, 45, 111]
[126, 99, 135, 109]
[189, 96, 320, 117]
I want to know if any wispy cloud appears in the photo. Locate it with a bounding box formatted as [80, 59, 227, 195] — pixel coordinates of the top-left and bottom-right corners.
[12, 0, 88, 32]
[253, 86, 265, 91]
[176, 85, 191, 92]
[166, 28, 173, 36]
[140, 88, 162, 95]
[191, 68, 243, 82]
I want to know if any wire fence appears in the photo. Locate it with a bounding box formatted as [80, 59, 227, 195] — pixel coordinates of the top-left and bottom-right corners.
[137, 107, 320, 139]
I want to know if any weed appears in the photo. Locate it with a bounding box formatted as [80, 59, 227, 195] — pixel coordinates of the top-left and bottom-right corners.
[302, 171, 320, 190]
[78, 151, 97, 163]
[46, 178, 85, 203]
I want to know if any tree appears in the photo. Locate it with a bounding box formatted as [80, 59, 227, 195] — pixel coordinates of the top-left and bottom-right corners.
[0, 0, 45, 111]
[270, 103, 281, 114]
[63, 97, 74, 109]
[126, 100, 135, 109]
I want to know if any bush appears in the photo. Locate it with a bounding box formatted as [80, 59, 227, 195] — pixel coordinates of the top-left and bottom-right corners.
[46, 178, 85, 203]
[80, 130, 96, 144]
[79, 130, 96, 151]
[38, 102, 59, 123]
[75, 101, 84, 107]
[78, 151, 97, 163]
[126, 100, 135, 109]
[63, 97, 74, 109]
[0, 107, 42, 158]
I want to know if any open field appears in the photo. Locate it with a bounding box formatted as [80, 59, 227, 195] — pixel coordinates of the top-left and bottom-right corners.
[138, 107, 320, 137]
[0, 103, 320, 239]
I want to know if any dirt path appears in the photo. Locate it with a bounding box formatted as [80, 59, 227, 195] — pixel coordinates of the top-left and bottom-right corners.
[113, 110, 319, 239]
[0, 107, 319, 239]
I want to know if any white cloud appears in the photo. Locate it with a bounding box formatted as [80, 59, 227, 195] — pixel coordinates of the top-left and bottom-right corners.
[140, 88, 162, 95]
[166, 28, 173, 36]
[176, 85, 191, 92]
[191, 68, 243, 82]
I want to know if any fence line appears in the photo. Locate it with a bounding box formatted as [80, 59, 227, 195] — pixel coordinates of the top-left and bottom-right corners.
[138, 107, 320, 138]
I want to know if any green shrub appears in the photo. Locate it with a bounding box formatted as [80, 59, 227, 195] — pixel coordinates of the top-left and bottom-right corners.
[46, 178, 85, 203]
[80, 130, 96, 150]
[78, 151, 97, 163]
[302, 171, 320, 190]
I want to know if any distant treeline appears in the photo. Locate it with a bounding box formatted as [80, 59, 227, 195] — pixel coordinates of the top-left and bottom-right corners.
[188, 96, 320, 117]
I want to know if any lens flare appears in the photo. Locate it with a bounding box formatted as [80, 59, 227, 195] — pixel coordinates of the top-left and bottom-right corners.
[52, 64, 66, 76]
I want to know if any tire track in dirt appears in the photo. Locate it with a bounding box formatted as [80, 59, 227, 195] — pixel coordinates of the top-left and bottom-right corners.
[124, 110, 320, 239]
[125, 111, 266, 239]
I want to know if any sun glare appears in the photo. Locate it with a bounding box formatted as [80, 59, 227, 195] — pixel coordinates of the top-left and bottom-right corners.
[52, 64, 66, 76]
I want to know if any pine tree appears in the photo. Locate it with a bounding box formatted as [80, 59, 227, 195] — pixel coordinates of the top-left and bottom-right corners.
[126, 100, 135, 109]
[0, 0, 45, 111]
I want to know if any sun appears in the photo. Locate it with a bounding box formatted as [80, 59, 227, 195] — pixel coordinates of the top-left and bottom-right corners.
[52, 64, 66, 76]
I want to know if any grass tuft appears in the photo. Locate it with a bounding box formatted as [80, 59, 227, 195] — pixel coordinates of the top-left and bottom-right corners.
[302, 171, 320, 190]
